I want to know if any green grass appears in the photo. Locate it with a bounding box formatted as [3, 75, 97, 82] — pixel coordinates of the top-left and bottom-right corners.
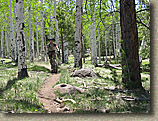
[0, 55, 150, 113]
[53, 55, 150, 113]
[0, 59, 49, 113]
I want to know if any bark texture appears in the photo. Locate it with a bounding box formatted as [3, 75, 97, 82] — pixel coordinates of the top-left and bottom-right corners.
[5, 20, 9, 58]
[29, 0, 33, 62]
[64, 41, 68, 64]
[36, 12, 39, 60]
[74, 0, 83, 68]
[90, 0, 97, 65]
[16, 0, 29, 78]
[1, 17, 4, 58]
[40, 0, 45, 61]
[32, 4, 35, 61]
[54, 0, 60, 60]
[120, 0, 142, 89]
[9, 0, 15, 61]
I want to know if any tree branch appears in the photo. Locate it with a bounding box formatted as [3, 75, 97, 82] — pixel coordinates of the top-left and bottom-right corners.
[136, 17, 150, 30]
[136, 8, 150, 13]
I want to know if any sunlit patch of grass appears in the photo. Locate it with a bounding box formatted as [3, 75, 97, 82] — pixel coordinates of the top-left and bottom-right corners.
[54, 55, 150, 113]
[0, 59, 49, 113]
[28, 65, 50, 73]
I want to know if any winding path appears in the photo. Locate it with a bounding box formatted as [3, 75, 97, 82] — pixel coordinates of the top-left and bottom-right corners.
[38, 64, 61, 113]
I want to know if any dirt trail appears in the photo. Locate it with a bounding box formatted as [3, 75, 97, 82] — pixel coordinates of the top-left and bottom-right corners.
[38, 64, 62, 113]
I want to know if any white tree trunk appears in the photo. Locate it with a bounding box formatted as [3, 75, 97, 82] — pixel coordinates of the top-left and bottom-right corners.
[36, 12, 39, 60]
[40, 0, 45, 61]
[29, 0, 33, 62]
[54, 0, 60, 49]
[25, 30, 28, 57]
[1, 17, 4, 58]
[32, 4, 35, 61]
[105, 29, 108, 60]
[49, 0, 53, 38]
[16, 0, 28, 78]
[90, 6, 94, 64]
[13, 0, 18, 61]
[90, 1, 97, 65]
[74, 0, 83, 68]
[115, 24, 118, 57]
[118, 26, 121, 57]
[64, 41, 69, 64]
[98, 27, 101, 64]
[5, 20, 9, 58]
[9, 0, 15, 61]
[112, 22, 116, 63]
[93, 5, 97, 65]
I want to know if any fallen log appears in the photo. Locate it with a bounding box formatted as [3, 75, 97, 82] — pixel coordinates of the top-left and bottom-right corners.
[95, 63, 122, 70]
[54, 98, 76, 104]
[93, 82, 107, 86]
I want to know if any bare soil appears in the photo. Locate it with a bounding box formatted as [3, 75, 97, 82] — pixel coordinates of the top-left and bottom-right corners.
[38, 64, 69, 113]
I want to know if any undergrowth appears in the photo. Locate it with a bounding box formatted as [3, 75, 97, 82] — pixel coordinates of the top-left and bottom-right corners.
[0, 59, 49, 113]
[54, 56, 150, 113]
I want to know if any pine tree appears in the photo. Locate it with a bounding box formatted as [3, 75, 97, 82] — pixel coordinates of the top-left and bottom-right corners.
[120, 0, 143, 89]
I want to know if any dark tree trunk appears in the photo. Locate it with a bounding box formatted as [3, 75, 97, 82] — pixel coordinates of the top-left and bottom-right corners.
[120, 0, 143, 89]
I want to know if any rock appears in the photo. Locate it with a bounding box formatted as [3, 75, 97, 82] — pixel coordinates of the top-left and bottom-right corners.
[96, 108, 110, 113]
[70, 68, 98, 78]
[53, 83, 84, 94]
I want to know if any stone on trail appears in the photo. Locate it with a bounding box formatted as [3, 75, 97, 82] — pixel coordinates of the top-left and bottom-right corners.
[53, 83, 84, 94]
[70, 68, 98, 78]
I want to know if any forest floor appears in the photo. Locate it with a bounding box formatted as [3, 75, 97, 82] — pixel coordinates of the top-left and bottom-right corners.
[0, 56, 150, 113]
[37, 64, 61, 113]
[37, 64, 71, 113]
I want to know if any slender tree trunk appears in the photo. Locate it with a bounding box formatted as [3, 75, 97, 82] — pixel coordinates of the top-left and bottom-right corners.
[25, 30, 28, 57]
[93, 3, 97, 65]
[118, 26, 121, 57]
[36, 12, 39, 60]
[9, 0, 15, 61]
[49, 0, 53, 38]
[120, 0, 143, 89]
[54, 0, 60, 60]
[82, 35, 85, 63]
[64, 34, 69, 64]
[40, 0, 45, 61]
[139, 36, 146, 64]
[98, 27, 101, 64]
[16, 0, 29, 78]
[61, 28, 64, 63]
[115, 23, 118, 63]
[1, 17, 4, 58]
[90, 4, 94, 64]
[112, 19, 116, 64]
[32, 4, 35, 61]
[5, 20, 9, 58]
[74, 0, 83, 68]
[13, 0, 18, 61]
[90, 0, 97, 65]
[64, 41, 69, 64]
[29, 0, 33, 62]
[105, 29, 108, 60]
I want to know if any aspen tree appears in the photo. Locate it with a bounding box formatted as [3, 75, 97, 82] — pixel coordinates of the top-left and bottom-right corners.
[9, 0, 15, 61]
[74, 0, 83, 68]
[1, 17, 4, 58]
[16, 0, 29, 78]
